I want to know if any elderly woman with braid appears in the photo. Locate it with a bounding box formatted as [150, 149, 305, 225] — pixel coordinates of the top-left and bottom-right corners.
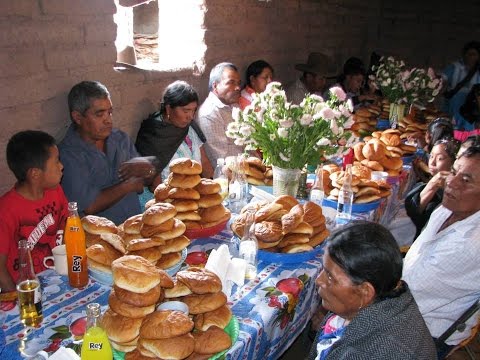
[308, 221, 436, 360]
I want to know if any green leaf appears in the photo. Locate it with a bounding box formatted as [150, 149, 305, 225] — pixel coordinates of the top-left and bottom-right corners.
[49, 331, 72, 340]
[51, 325, 70, 333]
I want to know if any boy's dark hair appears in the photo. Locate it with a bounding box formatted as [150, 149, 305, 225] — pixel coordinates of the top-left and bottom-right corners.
[6, 130, 56, 183]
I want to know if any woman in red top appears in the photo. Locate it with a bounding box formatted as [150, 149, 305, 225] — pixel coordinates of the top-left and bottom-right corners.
[239, 60, 274, 110]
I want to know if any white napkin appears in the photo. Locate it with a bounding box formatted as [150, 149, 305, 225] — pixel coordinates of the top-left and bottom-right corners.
[48, 347, 80, 360]
[205, 244, 246, 297]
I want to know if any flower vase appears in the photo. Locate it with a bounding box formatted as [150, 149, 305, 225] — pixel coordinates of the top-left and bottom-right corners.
[389, 103, 406, 128]
[272, 166, 302, 197]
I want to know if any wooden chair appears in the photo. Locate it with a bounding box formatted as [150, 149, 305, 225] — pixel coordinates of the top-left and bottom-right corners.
[440, 298, 480, 359]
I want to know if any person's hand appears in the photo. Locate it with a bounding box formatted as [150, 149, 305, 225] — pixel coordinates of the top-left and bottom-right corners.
[119, 157, 156, 181]
[419, 170, 450, 210]
[123, 176, 145, 194]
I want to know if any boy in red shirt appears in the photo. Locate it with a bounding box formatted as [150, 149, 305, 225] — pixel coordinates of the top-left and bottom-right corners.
[0, 131, 69, 291]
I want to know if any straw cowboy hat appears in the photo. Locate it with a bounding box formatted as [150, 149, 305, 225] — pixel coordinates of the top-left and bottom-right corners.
[295, 52, 337, 77]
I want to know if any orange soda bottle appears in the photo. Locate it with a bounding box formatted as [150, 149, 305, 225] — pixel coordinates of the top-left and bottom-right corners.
[64, 202, 88, 288]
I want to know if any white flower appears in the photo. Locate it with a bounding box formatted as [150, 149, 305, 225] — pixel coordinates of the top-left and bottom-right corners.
[226, 122, 239, 133]
[309, 94, 324, 102]
[234, 138, 245, 146]
[343, 116, 355, 129]
[329, 86, 347, 101]
[316, 138, 331, 146]
[279, 118, 294, 128]
[300, 114, 313, 126]
[279, 152, 290, 161]
[243, 104, 255, 114]
[232, 107, 241, 121]
[269, 134, 276, 141]
[278, 128, 289, 138]
[256, 109, 265, 122]
[240, 125, 252, 137]
[265, 81, 282, 95]
[330, 119, 339, 135]
[346, 99, 354, 112]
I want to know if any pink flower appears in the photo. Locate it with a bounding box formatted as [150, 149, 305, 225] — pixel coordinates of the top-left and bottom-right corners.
[329, 86, 347, 101]
[320, 107, 335, 120]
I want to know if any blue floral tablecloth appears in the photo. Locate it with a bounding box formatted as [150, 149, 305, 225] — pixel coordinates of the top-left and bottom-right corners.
[1, 229, 324, 360]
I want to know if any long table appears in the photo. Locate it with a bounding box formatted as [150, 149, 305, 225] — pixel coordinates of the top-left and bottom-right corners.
[1, 228, 324, 360]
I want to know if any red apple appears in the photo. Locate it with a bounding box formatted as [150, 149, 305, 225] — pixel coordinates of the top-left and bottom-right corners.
[69, 317, 87, 337]
[185, 252, 208, 266]
[276, 278, 304, 299]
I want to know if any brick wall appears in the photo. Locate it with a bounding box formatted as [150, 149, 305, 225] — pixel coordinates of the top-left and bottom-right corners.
[0, 0, 479, 193]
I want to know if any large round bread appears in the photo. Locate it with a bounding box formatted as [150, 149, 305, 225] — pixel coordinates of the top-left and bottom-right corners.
[197, 193, 223, 208]
[99, 233, 126, 254]
[108, 291, 155, 318]
[194, 304, 232, 331]
[113, 284, 162, 307]
[86, 243, 122, 266]
[140, 310, 194, 339]
[176, 267, 222, 294]
[167, 173, 202, 188]
[139, 333, 195, 360]
[193, 326, 232, 355]
[198, 204, 227, 223]
[169, 158, 202, 175]
[158, 235, 190, 254]
[142, 203, 177, 226]
[168, 187, 201, 200]
[111, 255, 161, 293]
[101, 308, 143, 343]
[140, 218, 175, 237]
[195, 179, 221, 195]
[154, 183, 171, 202]
[181, 291, 227, 314]
[81, 215, 118, 235]
[254, 221, 283, 243]
[123, 214, 143, 234]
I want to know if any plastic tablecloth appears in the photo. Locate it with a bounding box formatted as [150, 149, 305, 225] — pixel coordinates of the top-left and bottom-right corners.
[1, 229, 324, 360]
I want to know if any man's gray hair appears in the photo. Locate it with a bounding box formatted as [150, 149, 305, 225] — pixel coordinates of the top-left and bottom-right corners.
[68, 81, 110, 121]
[208, 62, 238, 91]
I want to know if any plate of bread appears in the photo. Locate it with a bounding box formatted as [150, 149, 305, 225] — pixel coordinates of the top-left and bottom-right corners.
[231, 195, 329, 263]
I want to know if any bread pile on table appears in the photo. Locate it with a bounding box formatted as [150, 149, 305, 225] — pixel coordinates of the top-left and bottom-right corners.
[352, 129, 415, 177]
[350, 105, 382, 136]
[243, 157, 273, 186]
[104, 265, 233, 359]
[102, 255, 173, 353]
[231, 195, 329, 253]
[153, 158, 231, 231]
[323, 163, 392, 204]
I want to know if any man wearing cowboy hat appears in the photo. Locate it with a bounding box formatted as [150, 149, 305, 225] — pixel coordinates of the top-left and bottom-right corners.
[286, 52, 337, 104]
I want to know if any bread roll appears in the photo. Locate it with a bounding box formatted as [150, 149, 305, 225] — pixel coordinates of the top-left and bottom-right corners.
[167, 173, 202, 189]
[102, 308, 143, 343]
[195, 179, 221, 195]
[86, 243, 122, 266]
[158, 235, 190, 254]
[198, 204, 227, 223]
[308, 229, 330, 247]
[123, 214, 143, 234]
[355, 194, 381, 203]
[87, 258, 112, 273]
[154, 183, 171, 202]
[140, 218, 175, 237]
[281, 204, 304, 234]
[111, 255, 162, 293]
[139, 333, 195, 360]
[168, 187, 201, 200]
[155, 251, 182, 269]
[245, 164, 264, 179]
[171, 199, 199, 212]
[169, 157, 202, 175]
[124, 349, 154, 360]
[140, 310, 194, 339]
[85, 232, 101, 248]
[197, 193, 223, 208]
[194, 305, 232, 331]
[257, 239, 281, 249]
[281, 243, 314, 253]
[113, 284, 162, 307]
[246, 156, 266, 172]
[177, 267, 222, 294]
[255, 203, 284, 222]
[126, 237, 164, 252]
[164, 279, 192, 298]
[278, 233, 310, 248]
[176, 211, 202, 221]
[81, 215, 117, 235]
[272, 195, 299, 212]
[353, 142, 365, 161]
[129, 246, 163, 263]
[152, 218, 186, 241]
[362, 140, 385, 161]
[184, 220, 202, 230]
[193, 326, 232, 355]
[110, 338, 138, 353]
[254, 221, 283, 243]
[108, 291, 155, 318]
[142, 203, 177, 226]
[302, 201, 324, 227]
[181, 291, 227, 314]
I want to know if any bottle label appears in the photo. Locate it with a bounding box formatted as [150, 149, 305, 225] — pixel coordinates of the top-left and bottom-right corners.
[72, 255, 83, 272]
[88, 342, 103, 350]
[69, 226, 80, 232]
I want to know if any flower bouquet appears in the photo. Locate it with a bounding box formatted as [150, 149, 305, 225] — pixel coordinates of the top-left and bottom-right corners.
[226, 82, 357, 195]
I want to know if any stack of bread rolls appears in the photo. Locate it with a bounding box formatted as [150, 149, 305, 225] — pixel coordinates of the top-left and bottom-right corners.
[350, 105, 381, 137]
[243, 157, 273, 186]
[122, 202, 190, 270]
[326, 164, 392, 204]
[102, 255, 174, 353]
[153, 158, 231, 231]
[155, 267, 233, 358]
[82, 215, 126, 273]
[231, 195, 329, 253]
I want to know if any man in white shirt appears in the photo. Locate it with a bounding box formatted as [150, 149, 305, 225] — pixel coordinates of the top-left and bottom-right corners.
[403, 145, 480, 358]
[195, 62, 244, 166]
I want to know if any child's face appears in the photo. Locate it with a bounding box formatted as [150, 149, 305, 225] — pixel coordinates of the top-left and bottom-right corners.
[40, 145, 64, 188]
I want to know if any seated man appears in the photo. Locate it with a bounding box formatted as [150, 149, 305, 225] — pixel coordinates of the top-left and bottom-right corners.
[286, 52, 337, 104]
[0, 131, 69, 291]
[195, 62, 244, 166]
[403, 145, 480, 359]
[59, 81, 158, 225]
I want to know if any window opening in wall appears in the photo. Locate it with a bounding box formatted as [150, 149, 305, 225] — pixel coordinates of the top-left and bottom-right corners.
[114, 0, 206, 73]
